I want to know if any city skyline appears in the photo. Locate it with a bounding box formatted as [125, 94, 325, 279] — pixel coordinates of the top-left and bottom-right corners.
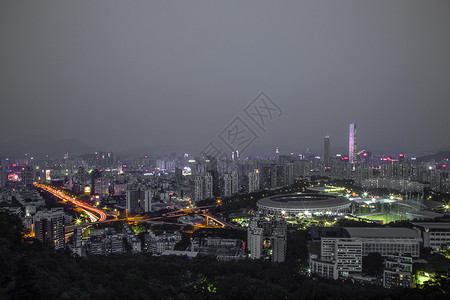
[0, 126, 447, 158]
[1, 1, 450, 298]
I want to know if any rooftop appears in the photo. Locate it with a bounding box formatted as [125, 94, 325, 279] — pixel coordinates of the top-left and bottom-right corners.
[412, 222, 450, 229]
[344, 227, 421, 239]
[257, 193, 350, 209]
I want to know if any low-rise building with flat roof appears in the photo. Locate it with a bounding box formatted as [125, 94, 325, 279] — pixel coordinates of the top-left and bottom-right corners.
[413, 222, 450, 250]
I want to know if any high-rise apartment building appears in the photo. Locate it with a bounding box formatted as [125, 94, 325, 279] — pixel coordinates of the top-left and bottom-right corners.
[247, 170, 260, 193]
[324, 136, 330, 167]
[22, 166, 34, 188]
[383, 255, 413, 288]
[72, 226, 83, 256]
[34, 208, 65, 250]
[0, 157, 7, 188]
[231, 171, 239, 194]
[247, 215, 287, 262]
[192, 176, 204, 201]
[203, 172, 214, 199]
[126, 185, 152, 213]
[222, 173, 232, 197]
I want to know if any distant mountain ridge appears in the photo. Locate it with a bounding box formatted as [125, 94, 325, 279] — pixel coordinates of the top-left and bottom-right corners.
[118, 145, 195, 156]
[416, 151, 450, 162]
[0, 135, 448, 160]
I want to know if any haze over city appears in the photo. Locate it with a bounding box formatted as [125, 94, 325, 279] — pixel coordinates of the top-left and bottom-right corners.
[1, 0, 450, 155]
[1, 1, 450, 299]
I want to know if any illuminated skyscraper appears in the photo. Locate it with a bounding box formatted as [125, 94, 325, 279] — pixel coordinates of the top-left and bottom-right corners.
[349, 123, 357, 164]
[324, 136, 330, 167]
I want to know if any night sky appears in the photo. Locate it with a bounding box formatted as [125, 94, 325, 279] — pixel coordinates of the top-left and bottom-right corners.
[1, 1, 450, 155]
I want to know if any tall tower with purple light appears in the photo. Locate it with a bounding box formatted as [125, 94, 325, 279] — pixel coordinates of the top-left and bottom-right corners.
[349, 123, 357, 164]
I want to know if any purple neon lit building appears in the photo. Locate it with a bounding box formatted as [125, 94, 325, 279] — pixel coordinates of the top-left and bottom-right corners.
[349, 123, 357, 164]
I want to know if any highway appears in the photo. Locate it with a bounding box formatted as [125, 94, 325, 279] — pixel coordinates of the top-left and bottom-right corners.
[35, 184, 242, 232]
[200, 211, 244, 230]
[35, 183, 107, 222]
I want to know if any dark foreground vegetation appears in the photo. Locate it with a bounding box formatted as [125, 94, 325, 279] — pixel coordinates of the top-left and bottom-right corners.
[0, 212, 449, 300]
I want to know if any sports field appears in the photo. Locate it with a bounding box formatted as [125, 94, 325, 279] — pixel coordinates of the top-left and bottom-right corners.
[361, 213, 408, 224]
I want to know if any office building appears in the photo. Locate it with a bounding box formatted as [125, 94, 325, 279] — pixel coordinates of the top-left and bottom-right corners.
[345, 227, 422, 258]
[309, 226, 422, 280]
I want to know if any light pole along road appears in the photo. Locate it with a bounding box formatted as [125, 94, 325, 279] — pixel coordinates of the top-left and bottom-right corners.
[34, 183, 107, 222]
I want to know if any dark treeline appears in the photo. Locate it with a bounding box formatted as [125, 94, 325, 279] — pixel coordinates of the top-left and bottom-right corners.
[0, 212, 448, 300]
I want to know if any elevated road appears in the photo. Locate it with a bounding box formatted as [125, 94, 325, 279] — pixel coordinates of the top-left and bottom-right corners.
[35, 183, 107, 222]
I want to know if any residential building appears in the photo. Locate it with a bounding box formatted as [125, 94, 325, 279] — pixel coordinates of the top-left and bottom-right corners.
[383, 255, 413, 288]
[247, 215, 287, 262]
[34, 208, 65, 250]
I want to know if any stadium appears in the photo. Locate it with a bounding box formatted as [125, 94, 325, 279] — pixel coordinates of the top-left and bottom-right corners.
[257, 193, 352, 217]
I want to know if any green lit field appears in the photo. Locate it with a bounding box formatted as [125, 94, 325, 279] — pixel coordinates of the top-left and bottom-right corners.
[230, 216, 251, 227]
[360, 213, 408, 224]
[416, 272, 433, 286]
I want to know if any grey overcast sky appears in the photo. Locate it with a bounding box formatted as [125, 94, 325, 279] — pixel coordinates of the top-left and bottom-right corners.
[1, 0, 449, 155]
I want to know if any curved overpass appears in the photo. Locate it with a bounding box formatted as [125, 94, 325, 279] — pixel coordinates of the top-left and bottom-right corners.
[35, 183, 107, 222]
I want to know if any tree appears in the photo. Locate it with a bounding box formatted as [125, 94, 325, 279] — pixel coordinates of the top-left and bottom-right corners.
[363, 252, 383, 275]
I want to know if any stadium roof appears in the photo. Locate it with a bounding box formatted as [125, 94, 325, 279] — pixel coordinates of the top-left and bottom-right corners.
[257, 193, 350, 210]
